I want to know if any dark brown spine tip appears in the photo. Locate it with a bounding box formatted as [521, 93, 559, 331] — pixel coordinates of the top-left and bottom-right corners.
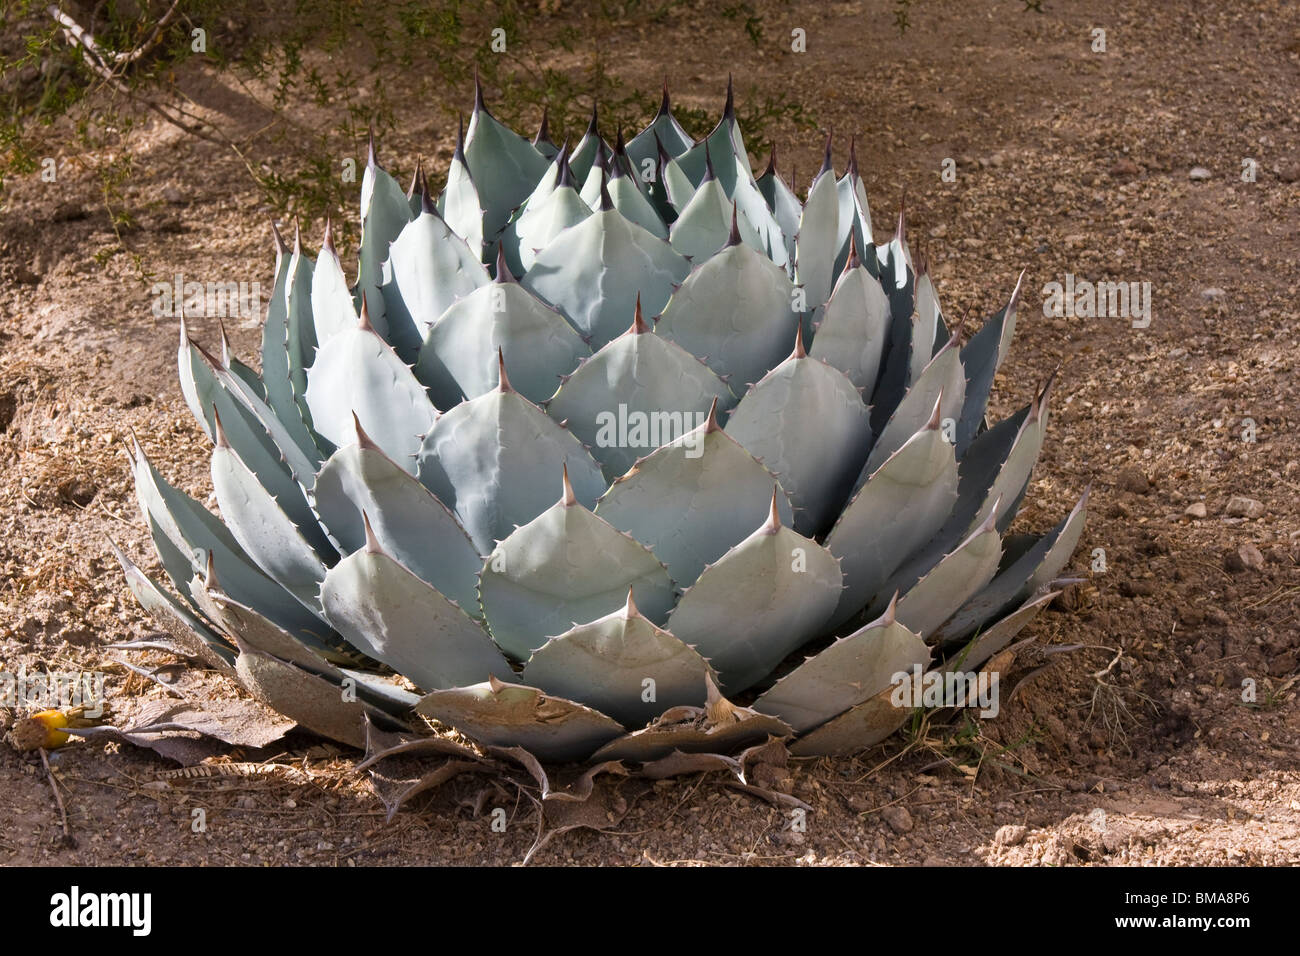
[407, 157, 424, 200]
[763, 142, 777, 178]
[725, 202, 742, 248]
[419, 183, 437, 216]
[629, 294, 650, 334]
[702, 142, 716, 183]
[352, 410, 381, 451]
[703, 396, 722, 434]
[925, 389, 944, 430]
[293, 218, 303, 255]
[367, 125, 377, 167]
[358, 291, 375, 332]
[560, 461, 577, 507]
[270, 218, 288, 258]
[1008, 268, 1026, 311]
[218, 319, 233, 368]
[820, 131, 834, 177]
[846, 135, 859, 177]
[556, 150, 575, 189]
[496, 347, 513, 393]
[658, 76, 671, 117]
[534, 106, 551, 146]
[362, 510, 383, 554]
[723, 74, 735, 119]
[762, 485, 782, 533]
[454, 113, 467, 162]
[896, 195, 907, 244]
[791, 320, 807, 359]
[586, 102, 599, 137]
[598, 175, 614, 212]
[654, 132, 670, 164]
[204, 549, 220, 590]
[211, 406, 230, 449]
[914, 246, 929, 277]
[494, 243, 515, 283]
[881, 591, 898, 626]
[322, 216, 335, 253]
[845, 228, 862, 271]
[1033, 367, 1059, 420]
[473, 70, 486, 113]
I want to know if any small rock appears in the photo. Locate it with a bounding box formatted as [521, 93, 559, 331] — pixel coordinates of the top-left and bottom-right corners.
[1224, 496, 1264, 519]
[1237, 543, 1265, 572]
[1278, 164, 1300, 184]
[1223, 549, 1246, 573]
[1184, 501, 1207, 519]
[881, 805, 913, 834]
[1188, 166, 1212, 181]
[56, 477, 97, 507]
[1200, 287, 1227, 300]
[162, 186, 185, 204]
[1110, 158, 1140, 177]
[994, 824, 1027, 847]
[1115, 466, 1150, 495]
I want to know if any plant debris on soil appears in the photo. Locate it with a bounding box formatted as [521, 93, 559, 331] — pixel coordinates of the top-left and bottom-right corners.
[1, 0, 1298, 865]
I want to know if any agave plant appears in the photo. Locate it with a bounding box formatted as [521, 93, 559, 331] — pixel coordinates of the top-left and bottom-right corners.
[116, 80, 1088, 765]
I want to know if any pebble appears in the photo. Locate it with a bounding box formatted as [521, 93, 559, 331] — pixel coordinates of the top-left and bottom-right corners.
[1278, 164, 1299, 184]
[1110, 158, 1140, 177]
[1184, 501, 1207, 518]
[1224, 496, 1264, 519]
[1115, 466, 1150, 495]
[881, 805, 914, 833]
[1237, 543, 1265, 572]
[994, 824, 1028, 846]
[1188, 166, 1212, 181]
[1200, 287, 1227, 299]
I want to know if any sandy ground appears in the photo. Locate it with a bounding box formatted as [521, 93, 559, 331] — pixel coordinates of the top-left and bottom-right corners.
[1, 0, 1298, 865]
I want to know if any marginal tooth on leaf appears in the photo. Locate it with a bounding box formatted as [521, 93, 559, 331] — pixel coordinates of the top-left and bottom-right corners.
[211, 406, 230, 450]
[560, 461, 577, 507]
[361, 510, 383, 554]
[487, 673, 509, 694]
[761, 485, 782, 534]
[628, 293, 650, 335]
[881, 591, 899, 626]
[496, 347, 513, 393]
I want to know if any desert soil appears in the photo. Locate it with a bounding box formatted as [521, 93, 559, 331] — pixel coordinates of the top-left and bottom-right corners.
[1, 0, 1298, 866]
